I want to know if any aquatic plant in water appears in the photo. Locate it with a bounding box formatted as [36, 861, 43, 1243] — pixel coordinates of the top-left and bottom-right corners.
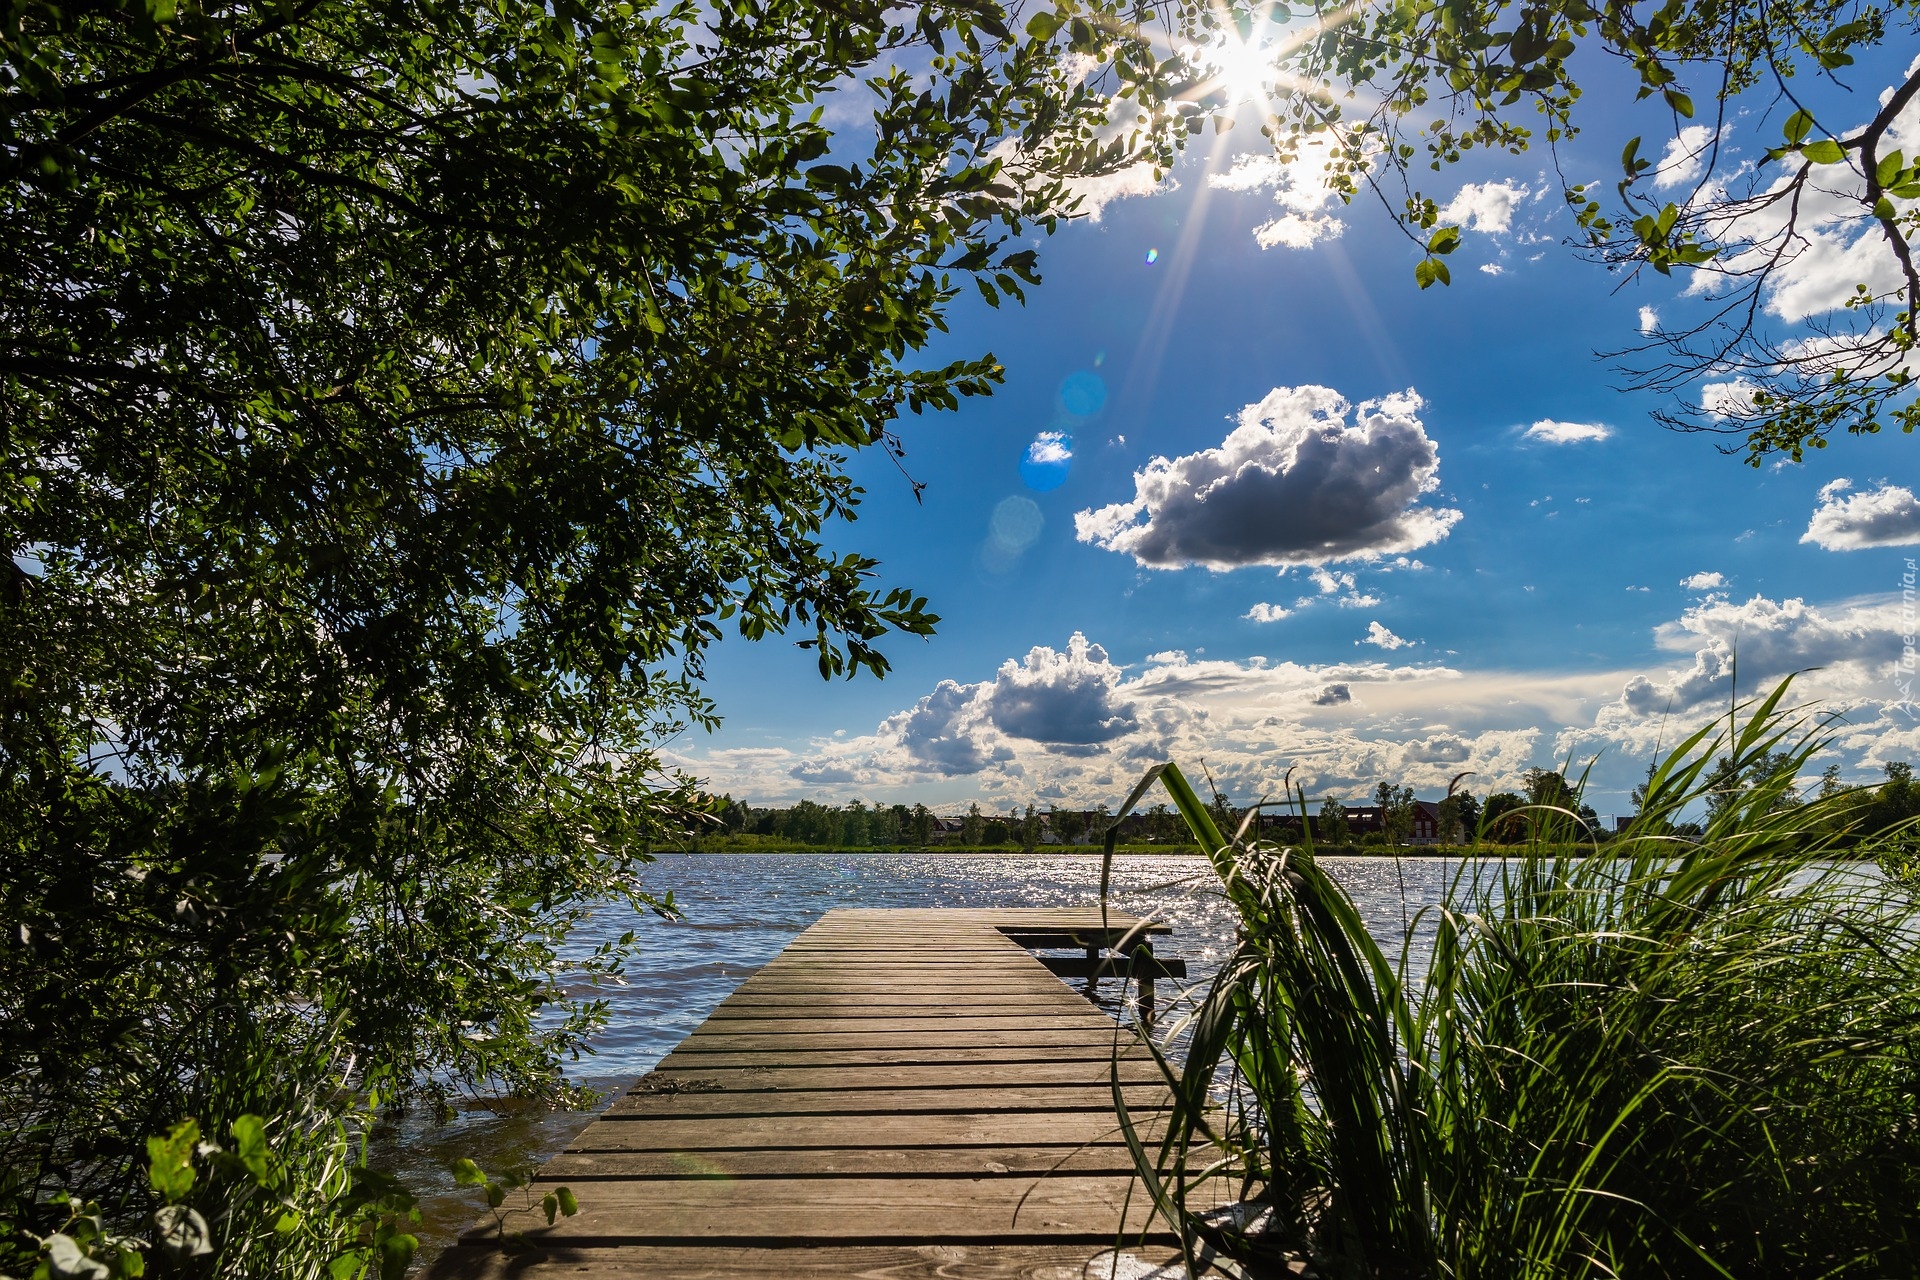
[1105, 679, 1920, 1278]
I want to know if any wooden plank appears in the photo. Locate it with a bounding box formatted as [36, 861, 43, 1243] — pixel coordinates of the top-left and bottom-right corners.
[565, 1111, 1169, 1152]
[671, 1031, 1128, 1052]
[654, 1046, 1152, 1070]
[454, 1174, 1169, 1245]
[600, 1085, 1174, 1118]
[637, 1062, 1169, 1090]
[429, 1243, 1186, 1279]
[691, 1016, 1126, 1034]
[537, 1146, 1146, 1180]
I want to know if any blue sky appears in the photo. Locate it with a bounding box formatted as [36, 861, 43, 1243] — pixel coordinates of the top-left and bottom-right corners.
[669, 56, 1920, 819]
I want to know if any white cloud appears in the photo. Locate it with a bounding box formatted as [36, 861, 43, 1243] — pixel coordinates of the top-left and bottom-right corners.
[984, 633, 1139, 747]
[1700, 379, 1761, 420]
[1074, 384, 1462, 569]
[1311, 568, 1354, 594]
[1064, 162, 1175, 220]
[1610, 593, 1907, 717]
[1244, 602, 1293, 622]
[1523, 419, 1613, 444]
[1026, 430, 1072, 465]
[1210, 140, 1371, 251]
[891, 680, 1004, 776]
[1654, 124, 1720, 191]
[1363, 621, 1412, 650]
[1680, 571, 1726, 591]
[1339, 593, 1381, 608]
[1479, 263, 1505, 276]
[1254, 213, 1343, 249]
[1639, 305, 1660, 334]
[1440, 179, 1532, 233]
[1802, 480, 1920, 550]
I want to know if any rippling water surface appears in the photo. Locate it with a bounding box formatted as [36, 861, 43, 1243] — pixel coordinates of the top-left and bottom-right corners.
[383, 851, 1487, 1264]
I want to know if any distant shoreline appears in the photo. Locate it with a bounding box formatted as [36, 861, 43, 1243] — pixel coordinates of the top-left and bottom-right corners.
[660, 843, 1499, 858]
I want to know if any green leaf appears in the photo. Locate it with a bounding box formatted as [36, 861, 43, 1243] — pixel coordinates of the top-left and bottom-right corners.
[1784, 110, 1814, 144]
[1024, 10, 1060, 40]
[230, 1114, 270, 1183]
[1427, 225, 1461, 256]
[450, 1158, 487, 1188]
[1800, 139, 1845, 165]
[1663, 88, 1693, 118]
[147, 1120, 199, 1203]
[555, 1187, 579, 1217]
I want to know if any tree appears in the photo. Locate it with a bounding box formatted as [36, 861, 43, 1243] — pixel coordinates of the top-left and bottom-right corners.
[871, 803, 902, 848]
[1483, 792, 1529, 843]
[842, 801, 871, 848]
[1021, 803, 1042, 853]
[1054, 807, 1088, 845]
[1867, 761, 1920, 836]
[1223, 0, 1920, 460]
[1437, 791, 1480, 845]
[1, 0, 1186, 1263]
[962, 802, 985, 847]
[1316, 795, 1351, 845]
[910, 803, 935, 847]
[1704, 751, 1803, 824]
[1376, 781, 1416, 845]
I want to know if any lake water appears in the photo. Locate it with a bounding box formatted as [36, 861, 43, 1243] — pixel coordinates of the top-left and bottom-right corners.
[382, 851, 1475, 1264]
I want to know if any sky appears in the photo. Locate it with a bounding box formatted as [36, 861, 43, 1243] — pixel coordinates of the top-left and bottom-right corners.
[665, 42, 1920, 821]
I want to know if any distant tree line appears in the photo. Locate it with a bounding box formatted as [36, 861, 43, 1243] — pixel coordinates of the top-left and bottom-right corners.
[706, 760, 1920, 852]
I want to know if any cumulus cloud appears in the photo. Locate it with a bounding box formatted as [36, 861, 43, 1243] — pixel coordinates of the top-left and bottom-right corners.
[1244, 602, 1293, 622]
[1654, 124, 1720, 190]
[1026, 431, 1072, 465]
[1363, 621, 1412, 650]
[1613, 594, 1907, 716]
[1408, 734, 1471, 763]
[1210, 141, 1368, 250]
[1074, 384, 1462, 570]
[1311, 683, 1352, 705]
[1440, 179, 1532, 233]
[984, 633, 1138, 745]
[1681, 571, 1726, 591]
[1802, 479, 1920, 550]
[1639, 305, 1660, 334]
[892, 680, 1002, 775]
[1523, 419, 1613, 444]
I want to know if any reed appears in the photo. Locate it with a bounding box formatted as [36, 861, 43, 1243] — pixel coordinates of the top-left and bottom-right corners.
[1106, 679, 1920, 1278]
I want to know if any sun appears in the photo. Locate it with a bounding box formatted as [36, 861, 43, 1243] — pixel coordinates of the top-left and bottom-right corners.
[1201, 30, 1280, 107]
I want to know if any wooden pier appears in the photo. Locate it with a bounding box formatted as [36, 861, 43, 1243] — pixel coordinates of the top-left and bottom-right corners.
[430, 908, 1196, 1279]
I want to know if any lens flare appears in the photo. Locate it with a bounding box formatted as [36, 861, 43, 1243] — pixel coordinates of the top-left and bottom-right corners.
[1145, 248, 1159, 264]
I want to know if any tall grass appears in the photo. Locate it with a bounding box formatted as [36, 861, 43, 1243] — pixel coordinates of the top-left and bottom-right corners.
[1107, 680, 1920, 1278]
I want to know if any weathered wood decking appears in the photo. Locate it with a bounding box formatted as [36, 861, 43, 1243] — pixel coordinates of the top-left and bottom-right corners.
[429, 908, 1195, 1279]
